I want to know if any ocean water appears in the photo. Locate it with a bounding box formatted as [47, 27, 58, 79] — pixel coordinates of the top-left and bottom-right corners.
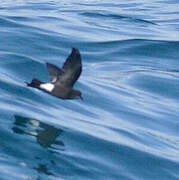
[0, 0, 179, 179]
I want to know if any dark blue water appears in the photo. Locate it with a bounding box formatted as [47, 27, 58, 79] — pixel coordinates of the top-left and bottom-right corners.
[0, 0, 179, 179]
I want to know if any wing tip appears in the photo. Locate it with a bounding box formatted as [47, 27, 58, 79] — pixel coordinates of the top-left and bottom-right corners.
[71, 47, 80, 56]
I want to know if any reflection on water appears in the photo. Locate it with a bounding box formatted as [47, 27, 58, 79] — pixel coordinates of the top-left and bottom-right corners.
[12, 115, 66, 178]
[35, 164, 54, 176]
[13, 115, 64, 149]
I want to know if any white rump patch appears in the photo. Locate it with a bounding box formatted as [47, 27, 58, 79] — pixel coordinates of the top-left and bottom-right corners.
[40, 83, 54, 92]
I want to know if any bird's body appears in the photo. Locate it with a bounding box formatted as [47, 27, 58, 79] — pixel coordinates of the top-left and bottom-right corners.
[27, 48, 82, 100]
[40, 83, 55, 92]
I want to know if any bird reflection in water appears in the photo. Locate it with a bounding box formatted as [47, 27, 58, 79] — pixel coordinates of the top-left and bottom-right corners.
[13, 115, 64, 150]
[12, 115, 66, 178]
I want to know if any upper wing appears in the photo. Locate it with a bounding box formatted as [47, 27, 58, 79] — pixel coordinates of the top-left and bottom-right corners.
[56, 48, 82, 87]
[46, 63, 61, 83]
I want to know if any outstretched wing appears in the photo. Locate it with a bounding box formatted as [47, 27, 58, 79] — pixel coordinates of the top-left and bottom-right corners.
[46, 63, 61, 83]
[56, 48, 82, 87]
[46, 48, 82, 87]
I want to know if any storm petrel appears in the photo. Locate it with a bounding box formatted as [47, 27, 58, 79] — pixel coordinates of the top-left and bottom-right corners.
[27, 48, 82, 100]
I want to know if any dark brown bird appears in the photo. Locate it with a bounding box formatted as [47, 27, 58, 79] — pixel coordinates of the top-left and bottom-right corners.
[27, 48, 82, 100]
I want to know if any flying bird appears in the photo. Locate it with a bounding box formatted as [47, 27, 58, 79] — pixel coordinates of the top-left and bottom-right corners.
[27, 48, 82, 100]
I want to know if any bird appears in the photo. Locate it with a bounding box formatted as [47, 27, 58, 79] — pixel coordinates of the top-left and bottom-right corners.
[27, 48, 83, 100]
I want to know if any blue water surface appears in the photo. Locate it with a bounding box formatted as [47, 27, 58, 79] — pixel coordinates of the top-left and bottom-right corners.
[0, 0, 179, 180]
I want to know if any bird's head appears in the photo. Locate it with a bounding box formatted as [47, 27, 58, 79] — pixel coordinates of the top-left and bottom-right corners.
[70, 90, 83, 100]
